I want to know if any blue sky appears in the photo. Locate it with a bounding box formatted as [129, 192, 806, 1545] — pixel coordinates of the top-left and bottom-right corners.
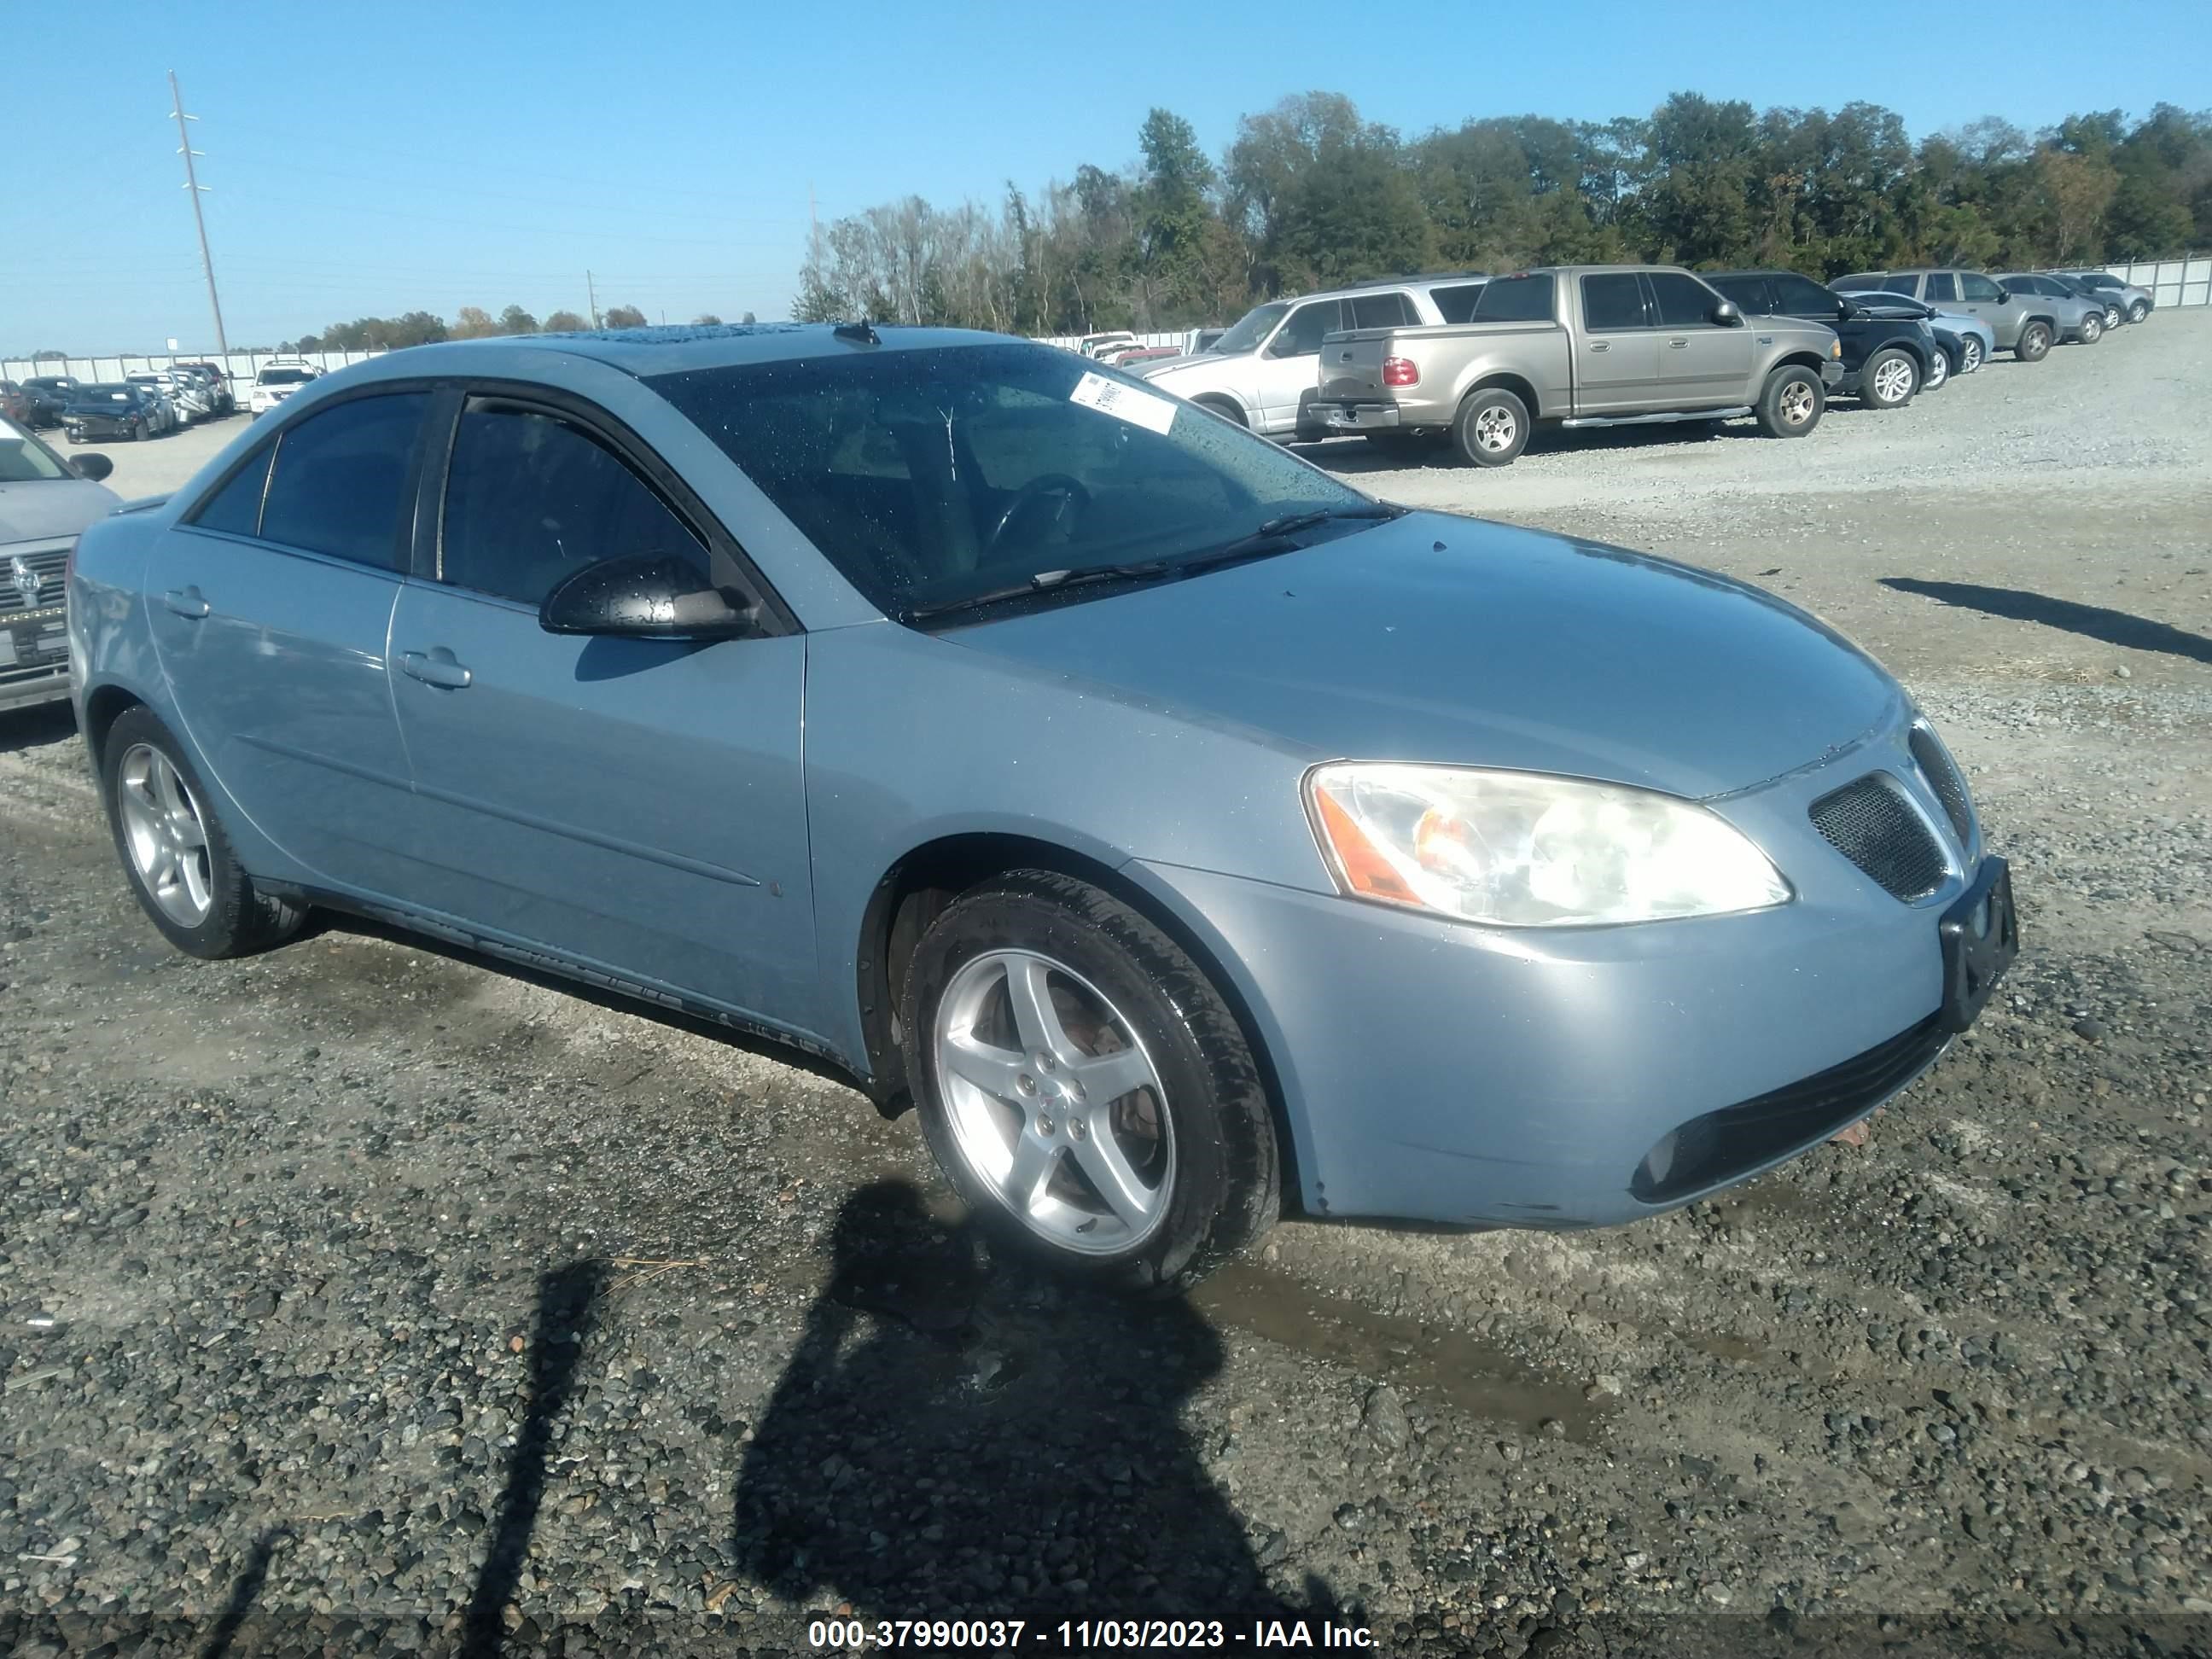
[9, 0, 2206, 353]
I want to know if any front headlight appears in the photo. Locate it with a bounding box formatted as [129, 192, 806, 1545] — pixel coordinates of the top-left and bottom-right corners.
[1307, 763, 1790, 927]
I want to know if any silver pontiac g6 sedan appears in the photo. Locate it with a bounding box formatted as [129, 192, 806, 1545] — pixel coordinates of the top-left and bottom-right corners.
[68, 323, 2017, 1289]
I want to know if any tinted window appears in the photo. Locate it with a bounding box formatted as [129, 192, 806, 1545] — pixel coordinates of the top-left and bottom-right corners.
[1959, 273, 2002, 302]
[1706, 276, 1769, 313]
[1472, 275, 1556, 322]
[1924, 273, 1958, 302]
[649, 342, 1370, 620]
[1648, 271, 1724, 327]
[1877, 276, 1919, 294]
[1580, 273, 1647, 331]
[1430, 282, 1487, 323]
[189, 446, 274, 537]
[1349, 292, 1415, 329]
[1771, 274, 1843, 319]
[440, 402, 707, 606]
[1272, 300, 1344, 357]
[258, 393, 427, 569]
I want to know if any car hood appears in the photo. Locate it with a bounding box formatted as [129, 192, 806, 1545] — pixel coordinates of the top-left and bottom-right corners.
[940, 513, 1900, 800]
[0, 477, 122, 544]
[1139, 352, 1245, 381]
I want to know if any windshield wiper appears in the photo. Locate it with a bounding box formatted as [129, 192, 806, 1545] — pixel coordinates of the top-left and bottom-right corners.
[903, 562, 1173, 622]
[1173, 502, 1405, 573]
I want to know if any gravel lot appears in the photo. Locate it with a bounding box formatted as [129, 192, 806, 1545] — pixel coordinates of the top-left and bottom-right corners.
[3, 317, 2209, 1657]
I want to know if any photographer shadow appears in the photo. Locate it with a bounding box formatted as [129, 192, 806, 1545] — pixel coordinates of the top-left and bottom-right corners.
[730, 1180, 1338, 1627]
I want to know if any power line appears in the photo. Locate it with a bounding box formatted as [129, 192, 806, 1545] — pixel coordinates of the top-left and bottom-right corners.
[169, 70, 227, 353]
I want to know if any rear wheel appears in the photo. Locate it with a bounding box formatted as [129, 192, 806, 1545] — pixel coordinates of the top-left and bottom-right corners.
[2015, 321, 2052, 362]
[1960, 336, 1985, 373]
[1754, 364, 1825, 439]
[901, 870, 1278, 1291]
[1861, 348, 1918, 409]
[99, 706, 306, 959]
[1452, 387, 1530, 467]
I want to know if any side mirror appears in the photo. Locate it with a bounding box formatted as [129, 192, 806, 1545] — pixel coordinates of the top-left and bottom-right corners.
[539, 554, 759, 641]
[1836, 296, 1863, 320]
[1994, 288, 2011, 303]
[1712, 300, 1743, 327]
[70, 452, 114, 482]
[1266, 335, 1305, 358]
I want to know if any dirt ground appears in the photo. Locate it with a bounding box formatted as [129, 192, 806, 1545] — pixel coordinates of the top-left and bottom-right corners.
[3, 314, 2209, 1657]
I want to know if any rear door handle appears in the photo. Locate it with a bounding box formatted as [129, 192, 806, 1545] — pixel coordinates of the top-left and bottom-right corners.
[161, 587, 210, 620]
[1668, 337, 1690, 348]
[400, 648, 473, 690]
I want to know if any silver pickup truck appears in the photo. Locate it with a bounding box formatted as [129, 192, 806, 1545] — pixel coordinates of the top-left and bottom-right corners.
[1313, 265, 1844, 467]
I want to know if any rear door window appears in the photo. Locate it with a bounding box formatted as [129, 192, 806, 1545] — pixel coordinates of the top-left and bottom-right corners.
[1706, 276, 1770, 314]
[1877, 275, 1919, 294]
[1472, 275, 1556, 322]
[1646, 271, 1724, 328]
[1770, 274, 1842, 318]
[1580, 273, 1647, 331]
[1349, 292, 1416, 329]
[1959, 274, 2003, 302]
[1430, 282, 1487, 323]
[257, 393, 429, 570]
[1924, 273, 1959, 303]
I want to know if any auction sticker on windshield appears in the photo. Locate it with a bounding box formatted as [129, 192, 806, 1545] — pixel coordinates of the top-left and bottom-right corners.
[1069, 370, 1177, 434]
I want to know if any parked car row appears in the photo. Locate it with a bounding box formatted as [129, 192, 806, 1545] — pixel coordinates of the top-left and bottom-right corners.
[0, 413, 118, 712]
[1133, 261, 2150, 468]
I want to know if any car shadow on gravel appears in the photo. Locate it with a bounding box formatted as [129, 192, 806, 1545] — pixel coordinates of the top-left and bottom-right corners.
[1880, 578, 2212, 664]
[0, 701, 76, 755]
[728, 1179, 1344, 1627]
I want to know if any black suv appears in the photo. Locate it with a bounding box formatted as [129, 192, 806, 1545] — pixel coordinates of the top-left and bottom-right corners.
[1705, 269, 1941, 410]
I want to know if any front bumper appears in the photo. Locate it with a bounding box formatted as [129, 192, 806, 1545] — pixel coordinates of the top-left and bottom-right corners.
[1820, 360, 1846, 389]
[0, 602, 72, 710]
[1125, 731, 2005, 1229]
[66, 417, 137, 439]
[1317, 402, 1401, 432]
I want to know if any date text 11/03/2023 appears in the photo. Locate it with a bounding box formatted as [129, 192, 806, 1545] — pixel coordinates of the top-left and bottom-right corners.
[806, 1616, 1378, 1649]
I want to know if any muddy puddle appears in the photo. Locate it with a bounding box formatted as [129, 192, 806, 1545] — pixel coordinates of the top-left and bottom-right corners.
[1193, 1260, 1611, 1439]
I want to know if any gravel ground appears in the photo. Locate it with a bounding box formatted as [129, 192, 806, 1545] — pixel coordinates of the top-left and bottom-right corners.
[3, 316, 2209, 1657]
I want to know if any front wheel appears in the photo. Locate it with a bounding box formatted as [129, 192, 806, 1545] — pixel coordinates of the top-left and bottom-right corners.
[131, 419, 147, 442]
[99, 706, 306, 959]
[2078, 313, 2104, 344]
[2103, 304, 2122, 329]
[1755, 365, 1825, 439]
[1860, 348, 1918, 409]
[1960, 336, 1985, 373]
[2015, 322, 2052, 362]
[2127, 300, 2150, 324]
[1452, 387, 1530, 467]
[1924, 347, 1950, 392]
[900, 870, 1279, 1291]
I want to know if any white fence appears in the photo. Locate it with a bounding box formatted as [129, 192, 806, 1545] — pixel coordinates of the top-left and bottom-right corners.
[2098, 256, 2209, 308]
[1, 348, 387, 398]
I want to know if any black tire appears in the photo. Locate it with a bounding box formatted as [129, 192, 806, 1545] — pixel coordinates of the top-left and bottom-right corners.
[1451, 387, 1530, 467]
[899, 869, 1279, 1292]
[1754, 364, 1825, 439]
[131, 418, 146, 442]
[2014, 321, 2052, 362]
[98, 705, 306, 960]
[1194, 396, 1246, 428]
[1859, 346, 1918, 409]
[2077, 312, 2104, 345]
[2128, 300, 2150, 324]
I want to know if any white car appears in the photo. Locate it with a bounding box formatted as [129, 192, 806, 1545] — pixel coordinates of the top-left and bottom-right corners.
[127, 371, 209, 424]
[1138, 275, 1488, 440]
[249, 361, 321, 416]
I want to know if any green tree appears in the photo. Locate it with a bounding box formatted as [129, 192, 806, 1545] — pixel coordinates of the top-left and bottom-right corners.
[602, 304, 649, 329]
[498, 305, 539, 335]
[693, 312, 725, 325]
[543, 309, 589, 331]
[741, 310, 758, 324]
[451, 306, 500, 340]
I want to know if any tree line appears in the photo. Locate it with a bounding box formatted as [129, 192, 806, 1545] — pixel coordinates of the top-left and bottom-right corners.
[279, 303, 760, 353]
[793, 91, 2212, 335]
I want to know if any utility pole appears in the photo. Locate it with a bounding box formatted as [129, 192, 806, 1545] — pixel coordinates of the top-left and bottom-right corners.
[585, 270, 601, 329]
[168, 70, 227, 353]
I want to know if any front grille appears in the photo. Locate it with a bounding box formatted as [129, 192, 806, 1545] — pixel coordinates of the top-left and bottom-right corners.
[1808, 772, 1947, 901]
[1631, 1014, 1949, 1204]
[1908, 726, 1973, 847]
[0, 543, 69, 616]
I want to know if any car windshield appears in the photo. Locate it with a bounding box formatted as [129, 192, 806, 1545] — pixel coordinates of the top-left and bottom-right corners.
[1207, 302, 1289, 356]
[258, 367, 314, 385]
[649, 341, 1377, 620]
[0, 417, 73, 482]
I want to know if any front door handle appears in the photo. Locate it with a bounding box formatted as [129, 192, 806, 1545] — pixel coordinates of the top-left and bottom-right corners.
[400, 648, 473, 690]
[161, 586, 210, 620]
[1668, 337, 1691, 348]
[1588, 340, 1610, 352]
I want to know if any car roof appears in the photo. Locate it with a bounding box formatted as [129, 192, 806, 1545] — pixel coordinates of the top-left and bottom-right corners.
[346, 322, 1016, 381]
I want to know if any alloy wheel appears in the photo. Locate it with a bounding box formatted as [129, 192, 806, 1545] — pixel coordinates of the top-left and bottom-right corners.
[2081, 315, 2103, 343]
[117, 743, 213, 926]
[1473, 405, 1517, 452]
[1779, 380, 1817, 426]
[932, 948, 1174, 1254]
[1962, 339, 1984, 373]
[1871, 358, 1915, 405]
[1925, 351, 1948, 391]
